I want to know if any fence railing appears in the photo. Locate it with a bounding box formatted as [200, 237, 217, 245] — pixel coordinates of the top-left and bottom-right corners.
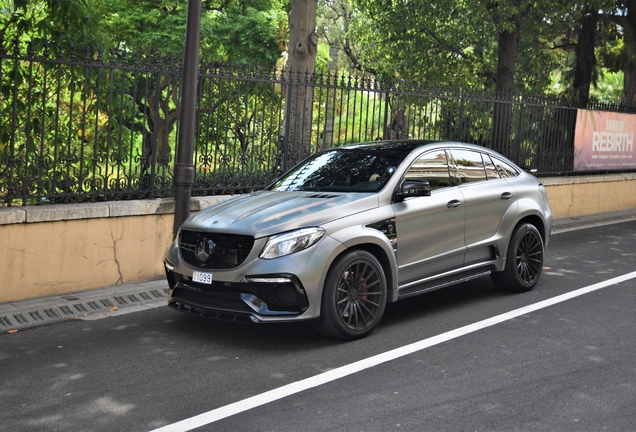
[2, 38, 635, 206]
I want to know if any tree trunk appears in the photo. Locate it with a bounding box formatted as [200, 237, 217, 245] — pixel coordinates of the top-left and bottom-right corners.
[491, 0, 521, 153]
[621, 0, 636, 106]
[624, 66, 636, 106]
[321, 45, 339, 150]
[572, 8, 598, 106]
[283, 0, 318, 170]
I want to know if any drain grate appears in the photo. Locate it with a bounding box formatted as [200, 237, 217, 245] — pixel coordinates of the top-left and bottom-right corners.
[552, 211, 636, 234]
[0, 281, 170, 333]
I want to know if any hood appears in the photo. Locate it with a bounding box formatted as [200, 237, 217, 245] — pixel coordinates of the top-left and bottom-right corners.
[182, 191, 379, 237]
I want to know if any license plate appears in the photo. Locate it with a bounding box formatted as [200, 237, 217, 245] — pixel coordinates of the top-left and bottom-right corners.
[192, 271, 213, 284]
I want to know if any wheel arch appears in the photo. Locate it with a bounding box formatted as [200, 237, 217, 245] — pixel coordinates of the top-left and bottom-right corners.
[491, 216, 545, 292]
[340, 242, 397, 303]
[327, 225, 399, 296]
[511, 195, 550, 244]
[516, 214, 547, 245]
[493, 210, 547, 273]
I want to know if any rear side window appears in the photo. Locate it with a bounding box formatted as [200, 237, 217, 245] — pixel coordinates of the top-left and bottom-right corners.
[450, 149, 487, 183]
[492, 157, 520, 178]
[482, 154, 500, 179]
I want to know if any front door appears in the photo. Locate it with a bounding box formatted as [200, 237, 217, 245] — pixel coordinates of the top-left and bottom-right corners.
[392, 149, 466, 286]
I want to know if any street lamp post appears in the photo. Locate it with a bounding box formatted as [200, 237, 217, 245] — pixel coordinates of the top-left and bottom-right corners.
[173, 0, 202, 238]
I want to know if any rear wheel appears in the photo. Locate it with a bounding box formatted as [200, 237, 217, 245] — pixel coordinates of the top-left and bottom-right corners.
[315, 250, 387, 340]
[492, 223, 544, 292]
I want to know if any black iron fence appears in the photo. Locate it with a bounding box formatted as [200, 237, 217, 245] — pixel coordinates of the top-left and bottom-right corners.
[2, 38, 635, 206]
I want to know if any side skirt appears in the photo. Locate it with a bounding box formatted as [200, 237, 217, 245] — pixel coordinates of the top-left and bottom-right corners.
[394, 261, 500, 301]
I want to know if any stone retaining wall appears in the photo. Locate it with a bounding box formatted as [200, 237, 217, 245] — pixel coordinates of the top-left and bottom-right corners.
[2, 174, 636, 303]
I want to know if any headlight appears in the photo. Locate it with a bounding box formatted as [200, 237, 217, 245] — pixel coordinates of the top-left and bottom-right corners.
[260, 227, 325, 259]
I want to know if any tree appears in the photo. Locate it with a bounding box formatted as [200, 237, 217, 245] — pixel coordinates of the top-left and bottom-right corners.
[543, 0, 628, 106]
[353, 0, 497, 87]
[1, 0, 291, 203]
[606, 0, 636, 105]
[317, 0, 369, 72]
[570, 6, 598, 105]
[92, 0, 288, 170]
[95, 0, 287, 64]
[1, 0, 105, 47]
[488, 0, 522, 150]
[282, 0, 319, 168]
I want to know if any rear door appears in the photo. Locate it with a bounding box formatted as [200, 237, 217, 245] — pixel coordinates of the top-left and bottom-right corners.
[449, 149, 517, 265]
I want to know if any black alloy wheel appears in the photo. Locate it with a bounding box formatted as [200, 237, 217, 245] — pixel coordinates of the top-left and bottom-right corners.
[492, 223, 544, 292]
[315, 250, 387, 340]
[515, 227, 544, 285]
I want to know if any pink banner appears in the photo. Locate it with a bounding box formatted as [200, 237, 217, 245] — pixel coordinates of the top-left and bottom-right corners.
[574, 109, 636, 171]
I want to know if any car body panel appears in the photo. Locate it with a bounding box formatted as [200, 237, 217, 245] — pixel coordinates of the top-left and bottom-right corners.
[164, 139, 553, 333]
[185, 190, 380, 238]
[459, 177, 517, 249]
[392, 188, 466, 285]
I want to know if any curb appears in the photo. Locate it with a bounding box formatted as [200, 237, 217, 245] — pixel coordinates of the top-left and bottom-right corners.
[551, 209, 636, 234]
[1, 280, 170, 334]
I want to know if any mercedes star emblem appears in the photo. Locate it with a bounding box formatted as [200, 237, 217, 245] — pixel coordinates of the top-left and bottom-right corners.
[196, 239, 216, 262]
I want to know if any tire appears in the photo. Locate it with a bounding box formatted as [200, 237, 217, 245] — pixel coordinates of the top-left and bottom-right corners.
[315, 250, 387, 340]
[491, 223, 544, 293]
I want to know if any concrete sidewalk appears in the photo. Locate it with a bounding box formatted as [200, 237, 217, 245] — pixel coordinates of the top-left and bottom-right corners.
[2, 209, 636, 334]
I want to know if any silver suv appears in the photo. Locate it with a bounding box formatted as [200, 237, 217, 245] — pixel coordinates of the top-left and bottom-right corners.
[164, 140, 552, 339]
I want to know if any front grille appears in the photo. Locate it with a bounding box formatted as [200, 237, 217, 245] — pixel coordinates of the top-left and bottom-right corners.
[179, 230, 254, 269]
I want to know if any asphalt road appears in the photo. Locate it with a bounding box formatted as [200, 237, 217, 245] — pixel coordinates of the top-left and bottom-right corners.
[1, 221, 635, 432]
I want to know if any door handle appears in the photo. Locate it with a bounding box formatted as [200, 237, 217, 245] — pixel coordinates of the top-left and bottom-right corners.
[500, 192, 512, 200]
[447, 199, 461, 208]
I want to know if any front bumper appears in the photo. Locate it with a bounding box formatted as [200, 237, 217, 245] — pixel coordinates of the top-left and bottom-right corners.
[163, 233, 348, 323]
[165, 268, 310, 323]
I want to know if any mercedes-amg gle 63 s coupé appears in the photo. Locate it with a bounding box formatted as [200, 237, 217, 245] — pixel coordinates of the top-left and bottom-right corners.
[164, 140, 552, 339]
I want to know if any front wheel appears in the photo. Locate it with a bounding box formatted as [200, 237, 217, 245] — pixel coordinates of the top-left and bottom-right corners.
[491, 223, 544, 292]
[315, 250, 387, 340]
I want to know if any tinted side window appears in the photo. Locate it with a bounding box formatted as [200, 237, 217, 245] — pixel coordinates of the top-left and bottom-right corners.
[406, 151, 455, 190]
[482, 154, 500, 179]
[492, 157, 520, 178]
[450, 149, 487, 183]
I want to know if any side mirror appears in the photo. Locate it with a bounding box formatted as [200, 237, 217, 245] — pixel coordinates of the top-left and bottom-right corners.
[398, 179, 431, 199]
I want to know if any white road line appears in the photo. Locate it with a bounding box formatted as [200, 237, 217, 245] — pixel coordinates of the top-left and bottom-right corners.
[150, 271, 636, 432]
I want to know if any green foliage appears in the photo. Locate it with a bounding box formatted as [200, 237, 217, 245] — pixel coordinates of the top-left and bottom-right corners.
[194, 78, 283, 191]
[321, 0, 630, 101]
[349, 0, 585, 93]
[206, 3, 286, 65]
[95, 0, 188, 53]
[313, 85, 387, 148]
[351, 0, 497, 87]
[1, 0, 291, 204]
[0, 40, 184, 204]
[590, 70, 624, 103]
[1, 0, 106, 47]
[95, 0, 286, 65]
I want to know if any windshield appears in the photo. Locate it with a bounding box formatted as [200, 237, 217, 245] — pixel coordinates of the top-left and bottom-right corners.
[269, 147, 408, 192]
